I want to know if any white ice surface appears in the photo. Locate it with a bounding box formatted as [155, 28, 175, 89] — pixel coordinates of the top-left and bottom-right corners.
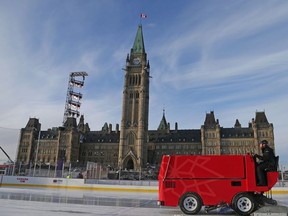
[0, 187, 287, 216]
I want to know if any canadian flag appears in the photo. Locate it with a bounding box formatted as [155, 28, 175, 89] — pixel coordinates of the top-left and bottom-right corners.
[140, 13, 147, 18]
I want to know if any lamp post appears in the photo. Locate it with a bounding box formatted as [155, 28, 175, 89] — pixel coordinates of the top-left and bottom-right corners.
[69, 162, 71, 177]
[54, 157, 58, 177]
[29, 161, 32, 176]
[281, 165, 285, 186]
[62, 148, 66, 178]
[18, 161, 22, 175]
[39, 160, 42, 176]
[33, 128, 41, 177]
[62, 159, 65, 178]
[47, 163, 51, 177]
[118, 166, 121, 182]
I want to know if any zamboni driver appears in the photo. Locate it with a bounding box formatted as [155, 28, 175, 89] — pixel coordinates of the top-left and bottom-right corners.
[254, 140, 276, 186]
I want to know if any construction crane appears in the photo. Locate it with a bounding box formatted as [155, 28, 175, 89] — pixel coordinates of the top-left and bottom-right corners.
[62, 71, 88, 125]
[0, 146, 14, 164]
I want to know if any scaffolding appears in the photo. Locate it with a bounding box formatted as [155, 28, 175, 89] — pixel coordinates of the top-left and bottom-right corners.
[0, 146, 13, 164]
[63, 71, 88, 125]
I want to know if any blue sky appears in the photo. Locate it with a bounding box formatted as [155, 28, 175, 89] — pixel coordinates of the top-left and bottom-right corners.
[0, 0, 288, 165]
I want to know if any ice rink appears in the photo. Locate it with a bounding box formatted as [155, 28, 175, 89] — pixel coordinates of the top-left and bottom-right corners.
[0, 187, 288, 216]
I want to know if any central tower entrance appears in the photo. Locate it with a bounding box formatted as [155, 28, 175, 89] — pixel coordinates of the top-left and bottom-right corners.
[126, 158, 134, 170]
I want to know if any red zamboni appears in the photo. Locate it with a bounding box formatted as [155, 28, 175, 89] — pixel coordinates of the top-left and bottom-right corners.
[158, 154, 278, 215]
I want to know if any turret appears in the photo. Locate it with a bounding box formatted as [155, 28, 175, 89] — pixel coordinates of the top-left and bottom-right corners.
[234, 119, 241, 128]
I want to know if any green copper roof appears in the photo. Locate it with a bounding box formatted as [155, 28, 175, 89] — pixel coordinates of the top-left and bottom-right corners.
[132, 25, 145, 54]
[158, 111, 168, 130]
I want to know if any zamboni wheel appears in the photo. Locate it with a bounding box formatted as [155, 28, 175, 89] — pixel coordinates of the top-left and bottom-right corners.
[179, 192, 203, 215]
[232, 192, 255, 216]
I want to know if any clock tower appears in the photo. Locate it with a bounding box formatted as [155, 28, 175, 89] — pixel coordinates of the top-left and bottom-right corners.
[118, 25, 150, 170]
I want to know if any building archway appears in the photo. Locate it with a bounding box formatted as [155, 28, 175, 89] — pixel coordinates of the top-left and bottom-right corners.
[126, 158, 134, 170]
[122, 151, 137, 170]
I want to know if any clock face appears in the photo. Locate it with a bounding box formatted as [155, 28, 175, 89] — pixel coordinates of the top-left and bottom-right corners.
[133, 57, 141, 65]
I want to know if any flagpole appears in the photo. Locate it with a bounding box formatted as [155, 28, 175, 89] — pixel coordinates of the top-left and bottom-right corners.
[139, 13, 142, 25]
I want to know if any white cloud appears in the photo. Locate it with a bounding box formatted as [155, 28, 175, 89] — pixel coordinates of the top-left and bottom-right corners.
[162, 49, 288, 90]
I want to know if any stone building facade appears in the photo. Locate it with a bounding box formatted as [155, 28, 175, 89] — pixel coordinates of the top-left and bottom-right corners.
[15, 25, 275, 171]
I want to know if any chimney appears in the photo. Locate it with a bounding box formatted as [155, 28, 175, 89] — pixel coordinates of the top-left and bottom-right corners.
[109, 124, 112, 134]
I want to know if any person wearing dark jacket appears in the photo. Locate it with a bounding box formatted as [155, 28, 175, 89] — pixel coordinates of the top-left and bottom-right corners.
[254, 140, 276, 186]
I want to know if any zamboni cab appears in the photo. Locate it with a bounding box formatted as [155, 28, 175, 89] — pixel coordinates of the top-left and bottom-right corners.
[158, 154, 278, 215]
